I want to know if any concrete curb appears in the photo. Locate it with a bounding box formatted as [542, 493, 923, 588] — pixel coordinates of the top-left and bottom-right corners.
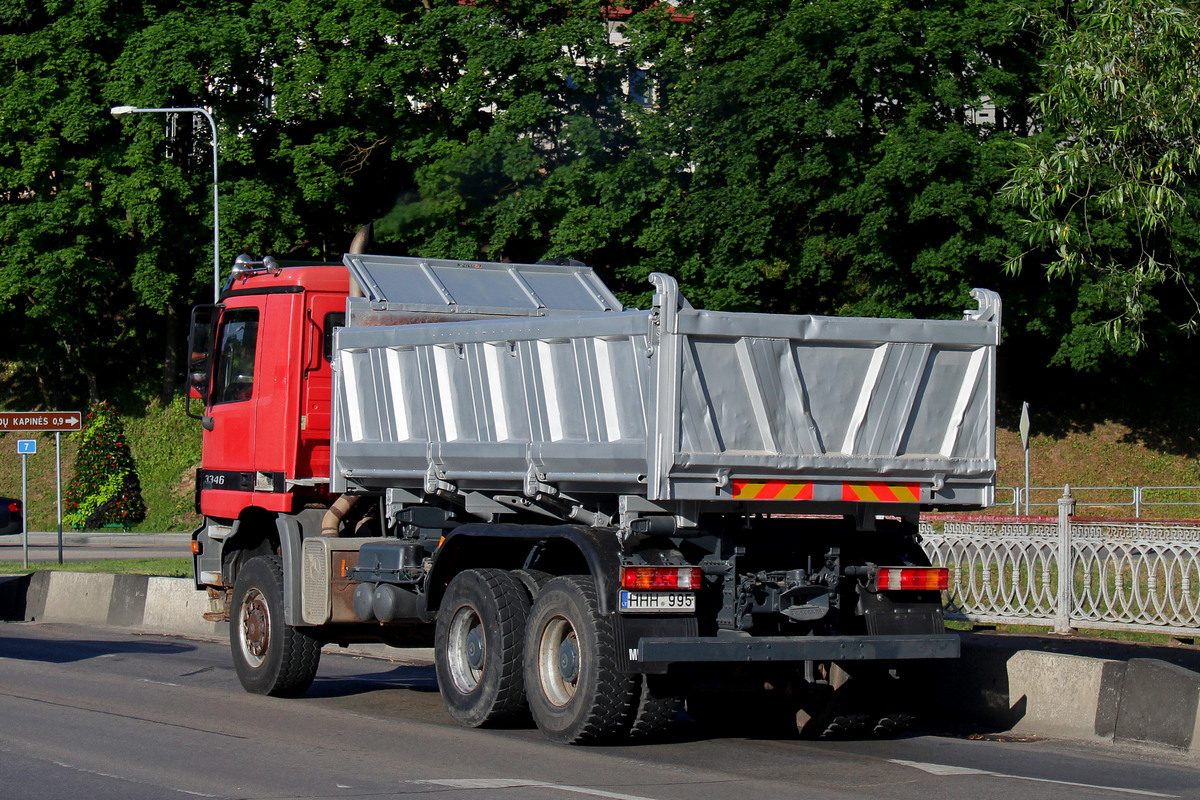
[918, 636, 1200, 752]
[0, 571, 432, 665]
[2, 571, 1197, 752]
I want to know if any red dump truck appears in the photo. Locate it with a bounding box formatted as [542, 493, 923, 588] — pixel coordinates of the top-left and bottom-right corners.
[187, 250, 999, 743]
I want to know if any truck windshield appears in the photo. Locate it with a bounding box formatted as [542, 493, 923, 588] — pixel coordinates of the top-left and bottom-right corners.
[212, 309, 259, 404]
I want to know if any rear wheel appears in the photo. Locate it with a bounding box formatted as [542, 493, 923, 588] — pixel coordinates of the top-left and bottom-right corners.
[524, 576, 638, 744]
[435, 569, 531, 727]
[230, 555, 321, 697]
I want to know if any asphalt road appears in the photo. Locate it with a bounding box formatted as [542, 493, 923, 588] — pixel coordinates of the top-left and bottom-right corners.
[0, 532, 190, 563]
[1, 622, 1197, 800]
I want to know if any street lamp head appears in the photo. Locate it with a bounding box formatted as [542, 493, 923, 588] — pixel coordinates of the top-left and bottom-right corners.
[107, 101, 222, 303]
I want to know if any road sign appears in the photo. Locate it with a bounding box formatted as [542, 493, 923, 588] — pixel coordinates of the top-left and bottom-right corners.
[1019, 401, 1031, 451]
[17, 439, 36, 454]
[0, 411, 82, 432]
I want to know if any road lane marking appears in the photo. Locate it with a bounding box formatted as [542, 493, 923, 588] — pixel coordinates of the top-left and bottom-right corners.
[416, 778, 661, 800]
[51, 761, 220, 797]
[889, 759, 1180, 798]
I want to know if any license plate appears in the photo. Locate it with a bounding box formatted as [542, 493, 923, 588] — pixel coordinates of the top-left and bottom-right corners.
[618, 590, 696, 613]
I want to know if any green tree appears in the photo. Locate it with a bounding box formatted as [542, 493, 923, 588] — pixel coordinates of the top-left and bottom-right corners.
[1002, 0, 1200, 349]
[64, 400, 146, 530]
[373, 0, 665, 273]
[0, 1, 153, 405]
[611, 0, 1041, 316]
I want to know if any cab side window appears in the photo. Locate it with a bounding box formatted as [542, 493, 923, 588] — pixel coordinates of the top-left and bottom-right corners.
[212, 309, 259, 404]
[323, 311, 345, 363]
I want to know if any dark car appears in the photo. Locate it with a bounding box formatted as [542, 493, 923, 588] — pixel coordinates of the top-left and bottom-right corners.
[0, 496, 22, 536]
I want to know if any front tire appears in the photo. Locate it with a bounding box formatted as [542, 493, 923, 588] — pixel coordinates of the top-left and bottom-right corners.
[524, 576, 638, 744]
[435, 569, 531, 727]
[230, 555, 321, 697]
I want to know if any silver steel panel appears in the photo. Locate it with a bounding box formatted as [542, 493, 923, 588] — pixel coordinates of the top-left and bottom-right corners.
[332, 271, 998, 506]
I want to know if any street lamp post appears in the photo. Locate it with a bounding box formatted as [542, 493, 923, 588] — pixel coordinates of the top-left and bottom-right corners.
[110, 105, 221, 303]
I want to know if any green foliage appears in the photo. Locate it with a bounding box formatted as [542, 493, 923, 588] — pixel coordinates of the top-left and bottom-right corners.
[121, 396, 203, 532]
[0, 0, 1196, 419]
[617, 0, 1039, 318]
[64, 401, 146, 530]
[0, 558, 192, 576]
[1003, 0, 1200, 348]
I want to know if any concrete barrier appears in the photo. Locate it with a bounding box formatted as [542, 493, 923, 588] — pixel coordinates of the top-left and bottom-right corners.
[2, 571, 1198, 752]
[0, 571, 426, 663]
[1113, 658, 1200, 751]
[924, 644, 1126, 742]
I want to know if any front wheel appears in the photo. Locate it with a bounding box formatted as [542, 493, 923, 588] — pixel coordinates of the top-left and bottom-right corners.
[230, 555, 322, 697]
[524, 576, 638, 744]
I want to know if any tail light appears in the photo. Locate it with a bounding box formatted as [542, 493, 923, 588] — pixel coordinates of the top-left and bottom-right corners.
[874, 567, 949, 592]
[7, 501, 19, 514]
[621, 566, 702, 590]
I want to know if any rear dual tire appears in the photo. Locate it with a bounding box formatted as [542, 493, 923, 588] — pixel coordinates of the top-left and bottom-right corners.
[435, 568, 532, 727]
[523, 576, 639, 744]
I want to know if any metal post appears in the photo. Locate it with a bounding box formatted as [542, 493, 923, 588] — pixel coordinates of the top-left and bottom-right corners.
[1020, 401, 1031, 516]
[55, 431, 63, 564]
[21, 452, 28, 569]
[1055, 485, 1076, 634]
[1024, 455, 1031, 516]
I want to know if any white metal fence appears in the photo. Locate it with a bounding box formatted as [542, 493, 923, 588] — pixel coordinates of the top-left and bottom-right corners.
[920, 489, 1200, 636]
[993, 485, 1200, 518]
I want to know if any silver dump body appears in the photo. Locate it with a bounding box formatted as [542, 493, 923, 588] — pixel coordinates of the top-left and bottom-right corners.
[331, 255, 1000, 512]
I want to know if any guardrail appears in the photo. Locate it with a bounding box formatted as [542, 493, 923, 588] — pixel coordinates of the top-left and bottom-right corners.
[994, 485, 1200, 518]
[920, 488, 1200, 637]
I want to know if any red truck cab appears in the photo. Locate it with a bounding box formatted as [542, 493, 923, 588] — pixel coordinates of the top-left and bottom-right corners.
[189, 262, 348, 523]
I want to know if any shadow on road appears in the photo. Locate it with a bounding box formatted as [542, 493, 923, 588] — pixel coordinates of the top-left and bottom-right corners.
[0, 633, 196, 664]
[307, 662, 439, 697]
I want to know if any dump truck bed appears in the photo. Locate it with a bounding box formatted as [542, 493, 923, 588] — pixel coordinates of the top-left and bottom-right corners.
[331, 259, 999, 509]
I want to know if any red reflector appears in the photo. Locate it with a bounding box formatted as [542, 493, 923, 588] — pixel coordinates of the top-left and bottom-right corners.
[620, 566, 702, 590]
[875, 567, 948, 592]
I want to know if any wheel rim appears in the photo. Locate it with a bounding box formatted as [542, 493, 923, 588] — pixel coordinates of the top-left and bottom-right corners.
[238, 587, 270, 669]
[446, 603, 485, 694]
[536, 615, 579, 708]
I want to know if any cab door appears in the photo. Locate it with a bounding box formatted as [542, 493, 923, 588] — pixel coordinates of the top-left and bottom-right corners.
[297, 293, 345, 480]
[198, 301, 263, 516]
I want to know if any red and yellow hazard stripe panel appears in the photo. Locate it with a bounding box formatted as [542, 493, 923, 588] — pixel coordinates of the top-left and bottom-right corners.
[731, 480, 814, 500]
[732, 480, 922, 502]
[841, 482, 921, 502]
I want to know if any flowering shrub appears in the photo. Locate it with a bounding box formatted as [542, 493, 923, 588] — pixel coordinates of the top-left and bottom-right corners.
[64, 401, 146, 530]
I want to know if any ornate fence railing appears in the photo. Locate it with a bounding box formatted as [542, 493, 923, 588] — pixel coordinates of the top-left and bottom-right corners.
[919, 490, 1200, 637]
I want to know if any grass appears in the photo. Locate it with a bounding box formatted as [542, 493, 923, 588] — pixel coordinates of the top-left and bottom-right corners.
[0, 557, 191, 577]
[993, 402, 1200, 518]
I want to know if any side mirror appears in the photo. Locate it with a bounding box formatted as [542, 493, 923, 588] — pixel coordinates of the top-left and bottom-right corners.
[185, 304, 219, 420]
